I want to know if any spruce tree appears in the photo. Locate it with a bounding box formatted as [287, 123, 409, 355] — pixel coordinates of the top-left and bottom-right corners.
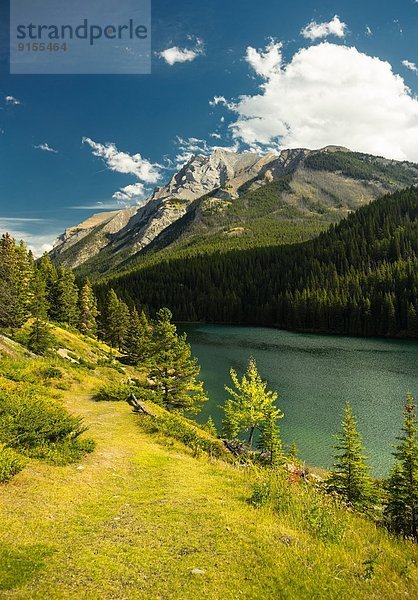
[122, 308, 151, 365]
[328, 402, 374, 509]
[202, 416, 218, 437]
[257, 406, 283, 467]
[51, 266, 79, 326]
[0, 233, 33, 329]
[79, 278, 99, 337]
[223, 357, 282, 446]
[27, 272, 54, 355]
[385, 393, 418, 540]
[147, 308, 207, 414]
[105, 289, 130, 350]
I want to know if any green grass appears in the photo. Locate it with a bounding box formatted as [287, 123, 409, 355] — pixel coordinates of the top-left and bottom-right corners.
[0, 334, 417, 598]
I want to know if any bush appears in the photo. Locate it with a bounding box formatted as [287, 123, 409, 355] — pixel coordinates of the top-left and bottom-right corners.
[95, 381, 132, 402]
[0, 388, 94, 464]
[0, 444, 27, 483]
[139, 409, 232, 461]
[304, 498, 347, 543]
[249, 480, 272, 508]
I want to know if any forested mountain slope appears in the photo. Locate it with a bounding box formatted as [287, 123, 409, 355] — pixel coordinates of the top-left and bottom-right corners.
[51, 148, 418, 279]
[95, 187, 418, 338]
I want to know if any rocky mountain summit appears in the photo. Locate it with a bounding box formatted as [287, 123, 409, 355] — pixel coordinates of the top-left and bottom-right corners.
[50, 146, 418, 277]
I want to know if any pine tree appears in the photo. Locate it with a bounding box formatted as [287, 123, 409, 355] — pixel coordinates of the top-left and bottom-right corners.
[288, 441, 299, 461]
[0, 233, 33, 330]
[328, 402, 374, 509]
[202, 416, 218, 437]
[27, 271, 54, 355]
[223, 357, 282, 446]
[50, 266, 79, 325]
[122, 308, 151, 365]
[79, 278, 99, 337]
[257, 406, 283, 467]
[147, 308, 207, 414]
[104, 289, 130, 350]
[385, 393, 418, 540]
[37, 253, 57, 316]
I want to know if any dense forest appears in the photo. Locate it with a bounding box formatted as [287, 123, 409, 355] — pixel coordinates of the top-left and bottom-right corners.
[95, 187, 418, 338]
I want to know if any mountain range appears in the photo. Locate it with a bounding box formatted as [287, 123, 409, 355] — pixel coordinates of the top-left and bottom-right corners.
[50, 146, 418, 279]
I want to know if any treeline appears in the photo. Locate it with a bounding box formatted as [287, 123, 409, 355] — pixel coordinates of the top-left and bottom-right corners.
[95, 187, 418, 338]
[304, 150, 418, 185]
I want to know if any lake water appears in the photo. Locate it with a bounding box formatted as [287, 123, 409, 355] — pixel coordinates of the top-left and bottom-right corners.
[180, 324, 418, 476]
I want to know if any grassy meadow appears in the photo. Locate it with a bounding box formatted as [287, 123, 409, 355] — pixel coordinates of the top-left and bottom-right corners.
[0, 328, 417, 599]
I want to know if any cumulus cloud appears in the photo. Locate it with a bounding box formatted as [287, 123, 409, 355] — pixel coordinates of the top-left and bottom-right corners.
[113, 182, 146, 202]
[301, 15, 347, 41]
[83, 137, 163, 204]
[34, 143, 58, 153]
[220, 41, 418, 162]
[4, 95, 21, 105]
[245, 40, 283, 79]
[159, 38, 204, 66]
[402, 59, 418, 75]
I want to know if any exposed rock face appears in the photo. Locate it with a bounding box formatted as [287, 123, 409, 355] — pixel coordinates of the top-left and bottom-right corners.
[51, 148, 278, 268]
[50, 145, 418, 275]
[51, 206, 138, 269]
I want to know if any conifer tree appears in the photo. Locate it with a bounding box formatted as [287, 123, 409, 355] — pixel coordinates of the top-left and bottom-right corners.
[122, 308, 151, 365]
[223, 357, 282, 446]
[50, 266, 79, 326]
[147, 308, 207, 414]
[79, 278, 99, 337]
[0, 233, 33, 329]
[288, 442, 299, 461]
[328, 402, 374, 509]
[202, 416, 218, 437]
[385, 393, 418, 540]
[257, 406, 283, 467]
[27, 271, 54, 355]
[104, 289, 130, 350]
[37, 252, 57, 314]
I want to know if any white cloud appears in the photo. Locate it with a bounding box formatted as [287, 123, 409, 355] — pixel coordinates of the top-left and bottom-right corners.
[301, 15, 347, 41]
[0, 219, 56, 257]
[221, 41, 418, 162]
[159, 38, 204, 66]
[34, 143, 58, 153]
[5, 95, 21, 105]
[113, 182, 146, 203]
[245, 40, 283, 79]
[82, 137, 163, 205]
[402, 59, 418, 75]
[209, 95, 235, 110]
[83, 137, 161, 183]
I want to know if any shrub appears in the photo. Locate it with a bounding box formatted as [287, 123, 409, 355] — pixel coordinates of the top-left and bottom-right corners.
[0, 388, 94, 464]
[0, 444, 27, 483]
[139, 409, 232, 461]
[249, 479, 272, 508]
[42, 366, 63, 380]
[303, 497, 347, 543]
[95, 381, 132, 402]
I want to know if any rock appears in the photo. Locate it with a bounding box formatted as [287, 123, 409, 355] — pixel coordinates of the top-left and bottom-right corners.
[190, 569, 206, 575]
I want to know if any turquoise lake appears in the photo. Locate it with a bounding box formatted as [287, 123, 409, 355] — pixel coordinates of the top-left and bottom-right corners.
[180, 324, 418, 476]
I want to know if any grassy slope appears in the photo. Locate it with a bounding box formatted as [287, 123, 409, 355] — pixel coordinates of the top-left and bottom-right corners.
[0, 335, 417, 598]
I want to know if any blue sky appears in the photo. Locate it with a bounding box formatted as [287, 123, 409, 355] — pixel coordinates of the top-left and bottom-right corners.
[1, 0, 418, 253]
